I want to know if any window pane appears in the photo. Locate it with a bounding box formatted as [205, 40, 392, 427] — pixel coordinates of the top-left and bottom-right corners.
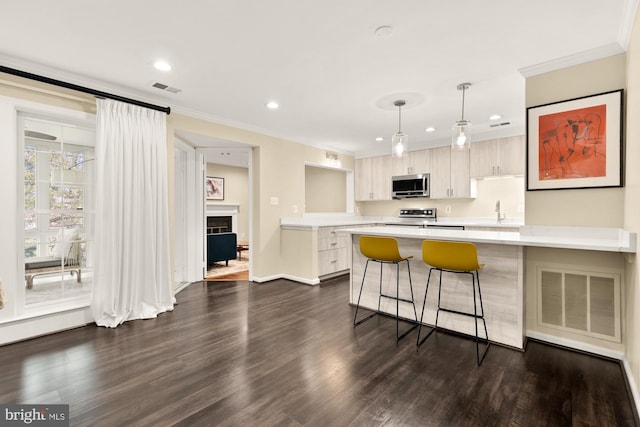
[24, 237, 38, 258]
[50, 213, 84, 229]
[24, 213, 37, 231]
[23, 116, 95, 306]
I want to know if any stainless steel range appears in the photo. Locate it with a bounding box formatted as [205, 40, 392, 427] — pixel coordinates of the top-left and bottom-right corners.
[387, 208, 465, 230]
[386, 208, 437, 227]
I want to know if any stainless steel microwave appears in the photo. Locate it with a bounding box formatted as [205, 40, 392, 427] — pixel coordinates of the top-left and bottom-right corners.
[392, 173, 430, 199]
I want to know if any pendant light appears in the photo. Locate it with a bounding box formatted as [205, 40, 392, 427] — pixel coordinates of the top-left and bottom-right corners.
[392, 100, 408, 158]
[452, 83, 471, 151]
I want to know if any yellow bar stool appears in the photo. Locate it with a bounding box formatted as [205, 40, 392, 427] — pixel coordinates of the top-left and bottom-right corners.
[417, 240, 490, 365]
[353, 235, 418, 342]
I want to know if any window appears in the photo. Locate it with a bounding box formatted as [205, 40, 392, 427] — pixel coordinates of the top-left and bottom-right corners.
[21, 115, 95, 306]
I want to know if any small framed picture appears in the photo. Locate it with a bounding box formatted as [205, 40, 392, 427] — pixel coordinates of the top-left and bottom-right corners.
[206, 176, 224, 200]
[526, 89, 623, 191]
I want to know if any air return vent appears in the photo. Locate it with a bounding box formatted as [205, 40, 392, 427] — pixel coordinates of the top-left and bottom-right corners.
[490, 121, 511, 128]
[152, 82, 182, 94]
[537, 266, 620, 342]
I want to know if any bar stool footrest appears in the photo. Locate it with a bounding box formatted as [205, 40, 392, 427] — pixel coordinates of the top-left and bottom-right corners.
[353, 310, 379, 326]
[380, 293, 415, 304]
[438, 306, 486, 321]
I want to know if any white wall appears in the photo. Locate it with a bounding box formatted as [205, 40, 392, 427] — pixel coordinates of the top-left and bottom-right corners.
[623, 3, 640, 411]
[305, 165, 347, 213]
[524, 55, 627, 352]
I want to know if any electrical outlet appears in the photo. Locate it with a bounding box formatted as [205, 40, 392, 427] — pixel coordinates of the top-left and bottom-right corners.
[292, 205, 298, 213]
[270, 196, 279, 206]
[445, 205, 452, 214]
[517, 204, 525, 213]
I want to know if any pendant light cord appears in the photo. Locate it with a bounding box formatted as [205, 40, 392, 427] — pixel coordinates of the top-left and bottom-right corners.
[460, 85, 466, 121]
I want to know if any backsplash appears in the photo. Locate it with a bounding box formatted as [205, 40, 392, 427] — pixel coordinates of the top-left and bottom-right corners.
[356, 176, 525, 220]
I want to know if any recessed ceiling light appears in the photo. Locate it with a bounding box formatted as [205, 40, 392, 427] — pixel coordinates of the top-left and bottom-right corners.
[153, 60, 172, 72]
[489, 114, 502, 121]
[375, 137, 384, 142]
[266, 101, 279, 109]
[425, 127, 436, 132]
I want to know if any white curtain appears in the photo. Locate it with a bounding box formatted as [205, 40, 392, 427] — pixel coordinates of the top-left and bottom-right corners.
[91, 99, 174, 327]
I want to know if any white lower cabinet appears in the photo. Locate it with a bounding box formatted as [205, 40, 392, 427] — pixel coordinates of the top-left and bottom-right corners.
[317, 226, 351, 277]
[318, 227, 349, 276]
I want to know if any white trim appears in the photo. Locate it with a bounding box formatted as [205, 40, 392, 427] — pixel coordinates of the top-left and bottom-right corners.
[622, 358, 640, 420]
[0, 306, 93, 346]
[252, 273, 320, 286]
[526, 330, 624, 360]
[518, 43, 626, 78]
[618, 0, 640, 50]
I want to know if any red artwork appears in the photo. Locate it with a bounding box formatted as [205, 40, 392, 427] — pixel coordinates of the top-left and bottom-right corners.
[538, 104, 607, 180]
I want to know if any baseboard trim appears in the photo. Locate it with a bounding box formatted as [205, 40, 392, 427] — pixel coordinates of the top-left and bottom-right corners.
[525, 330, 624, 360]
[622, 358, 640, 425]
[251, 274, 320, 286]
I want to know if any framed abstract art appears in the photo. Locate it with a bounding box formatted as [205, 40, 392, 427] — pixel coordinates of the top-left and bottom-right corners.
[526, 89, 623, 191]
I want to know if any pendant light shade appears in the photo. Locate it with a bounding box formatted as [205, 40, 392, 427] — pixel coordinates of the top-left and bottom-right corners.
[392, 100, 407, 158]
[452, 83, 471, 151]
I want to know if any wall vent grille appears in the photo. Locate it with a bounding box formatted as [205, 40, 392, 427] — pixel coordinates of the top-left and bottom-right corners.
[537, 266, 620, 342]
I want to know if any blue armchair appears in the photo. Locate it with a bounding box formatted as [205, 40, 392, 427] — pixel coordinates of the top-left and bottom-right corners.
[207, 233, 237, 266]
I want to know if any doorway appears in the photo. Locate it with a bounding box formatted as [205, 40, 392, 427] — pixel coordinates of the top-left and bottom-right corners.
[174, 130, 253, 284]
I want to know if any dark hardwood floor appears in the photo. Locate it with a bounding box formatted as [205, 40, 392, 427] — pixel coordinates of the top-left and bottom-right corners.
[0, 276, 636, 426]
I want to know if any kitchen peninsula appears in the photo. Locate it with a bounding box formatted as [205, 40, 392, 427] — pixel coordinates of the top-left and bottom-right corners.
[280, 216, 522, 285]
[339, 225, 636, 350]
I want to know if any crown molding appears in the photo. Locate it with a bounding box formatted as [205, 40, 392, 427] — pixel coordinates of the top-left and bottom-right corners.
[518, 43, 626, 78]
[618, 0, 640, 49]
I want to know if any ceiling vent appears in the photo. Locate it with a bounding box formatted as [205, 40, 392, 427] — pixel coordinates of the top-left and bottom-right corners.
[490, 121, 511, 128]
[152, 82, 182, 94]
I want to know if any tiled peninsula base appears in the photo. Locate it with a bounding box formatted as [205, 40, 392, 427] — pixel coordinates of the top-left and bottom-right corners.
[349, 236, 525, 349]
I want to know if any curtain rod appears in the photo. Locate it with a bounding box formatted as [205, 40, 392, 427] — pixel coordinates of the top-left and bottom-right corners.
[0, 65, 171, 115]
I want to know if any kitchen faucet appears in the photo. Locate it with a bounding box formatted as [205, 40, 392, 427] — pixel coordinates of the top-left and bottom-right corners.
[496, 200, 506, 223]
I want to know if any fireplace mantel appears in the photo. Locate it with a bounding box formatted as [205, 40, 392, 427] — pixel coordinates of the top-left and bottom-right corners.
[206, 204, 239, 215]
[206, 204, 239, 234]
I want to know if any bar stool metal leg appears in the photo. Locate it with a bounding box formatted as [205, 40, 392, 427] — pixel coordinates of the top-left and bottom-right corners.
[417, 239, 491, 366]
[473, 270, 490, 365]
[353, 236, 418, 342]
[354, 259, 378, 326]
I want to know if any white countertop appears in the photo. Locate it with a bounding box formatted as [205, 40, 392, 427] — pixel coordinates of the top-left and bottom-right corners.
[280, 217, 381, 230]
[280, 215, 523, 230]
[338, 225, 636, 253]
[383, 217, 523, 229]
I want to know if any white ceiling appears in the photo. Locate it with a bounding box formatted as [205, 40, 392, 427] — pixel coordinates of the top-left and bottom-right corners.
[0, 1, 637, 159]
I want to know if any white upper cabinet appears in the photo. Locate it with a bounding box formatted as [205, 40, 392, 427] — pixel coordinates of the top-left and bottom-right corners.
[429, 146, 475, 199]
[470, 136, 525, 178]
[391, 149, 430, 176]
[355, 155, 392, 201]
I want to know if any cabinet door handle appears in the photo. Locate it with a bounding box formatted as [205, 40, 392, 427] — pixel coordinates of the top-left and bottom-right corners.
[331, 242, 338, 246]
[492, 166, 496, 175]
[330, 259, 338, 263]
[497, 165, 500, 175]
